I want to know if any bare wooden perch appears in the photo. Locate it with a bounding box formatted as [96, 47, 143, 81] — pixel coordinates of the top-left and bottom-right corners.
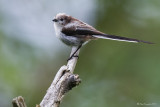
[12, 47, 81, 107]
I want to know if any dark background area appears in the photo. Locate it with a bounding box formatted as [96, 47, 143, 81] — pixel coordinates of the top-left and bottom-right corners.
[0, 0, 159, 107]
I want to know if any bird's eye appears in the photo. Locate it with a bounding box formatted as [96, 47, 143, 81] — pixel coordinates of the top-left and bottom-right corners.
[60, 18, 63, 21]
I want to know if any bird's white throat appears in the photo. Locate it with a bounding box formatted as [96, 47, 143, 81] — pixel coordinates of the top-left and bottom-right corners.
[54, 22, 63, 38]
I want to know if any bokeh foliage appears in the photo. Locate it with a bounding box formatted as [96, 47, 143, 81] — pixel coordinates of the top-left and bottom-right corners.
[0, 0, 160, 107]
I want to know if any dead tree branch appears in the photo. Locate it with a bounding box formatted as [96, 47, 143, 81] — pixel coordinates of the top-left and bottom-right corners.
[12, 46, 81, 107]
[40, 46, 81, 107]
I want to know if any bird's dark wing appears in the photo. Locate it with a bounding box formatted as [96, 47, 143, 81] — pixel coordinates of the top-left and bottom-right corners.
[62, 24, 104, 36]
[62, 24, 153, 44]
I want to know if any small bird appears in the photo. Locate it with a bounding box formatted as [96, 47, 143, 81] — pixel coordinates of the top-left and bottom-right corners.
[52, 13, 152, 61]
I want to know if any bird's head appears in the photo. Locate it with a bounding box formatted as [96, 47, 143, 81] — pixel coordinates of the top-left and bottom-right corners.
[52, 13, 71, 27]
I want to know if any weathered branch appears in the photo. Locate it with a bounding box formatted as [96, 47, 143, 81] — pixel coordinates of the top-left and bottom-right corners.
[12, 46, 81, 107]
[12, 96, 27, 107]
[39, 46, 81, 107]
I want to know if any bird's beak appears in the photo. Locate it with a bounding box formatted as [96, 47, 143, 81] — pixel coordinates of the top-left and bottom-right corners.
[52, 18, 58, 22]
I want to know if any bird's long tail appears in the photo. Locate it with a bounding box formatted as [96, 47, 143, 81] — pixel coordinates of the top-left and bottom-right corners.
[93, 34, 153, 44]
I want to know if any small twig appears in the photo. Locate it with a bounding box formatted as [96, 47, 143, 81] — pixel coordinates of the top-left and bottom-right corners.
[12, 96, 27, 107]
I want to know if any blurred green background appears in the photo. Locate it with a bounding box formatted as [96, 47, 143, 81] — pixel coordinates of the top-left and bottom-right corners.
[0, 0, 160, 107]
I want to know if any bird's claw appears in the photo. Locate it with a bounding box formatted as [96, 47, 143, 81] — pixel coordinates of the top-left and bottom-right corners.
[67, 55, 79, 61]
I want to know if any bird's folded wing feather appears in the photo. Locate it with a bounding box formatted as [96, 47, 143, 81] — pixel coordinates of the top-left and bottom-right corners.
[62, 23, 104, 36]
[62, 23, 153, 44]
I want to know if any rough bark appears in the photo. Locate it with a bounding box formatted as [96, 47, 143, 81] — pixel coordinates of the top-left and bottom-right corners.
[12, 46, 81, 107]
[12, 96, 27, 107]
[40, 46, 81, 107]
